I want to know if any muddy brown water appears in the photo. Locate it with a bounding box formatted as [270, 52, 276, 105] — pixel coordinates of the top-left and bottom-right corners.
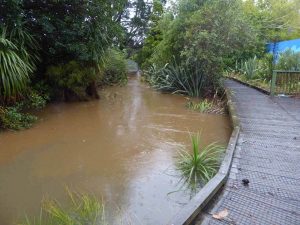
[0, 76, 231, 225]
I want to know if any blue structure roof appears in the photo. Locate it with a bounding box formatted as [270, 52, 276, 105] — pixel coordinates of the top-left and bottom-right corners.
[267, 38, 300, 54]
[266, 38, 300, 62]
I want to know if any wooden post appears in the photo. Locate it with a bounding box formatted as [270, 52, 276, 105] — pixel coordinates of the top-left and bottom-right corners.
[270, 70, 277, 96]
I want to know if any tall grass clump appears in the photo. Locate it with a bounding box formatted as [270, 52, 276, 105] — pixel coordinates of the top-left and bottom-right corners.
[176, 133, 224, 189]
[21, 190, 105, 225]
[144, 59, 215, 97]
[186, 99, 213, 113]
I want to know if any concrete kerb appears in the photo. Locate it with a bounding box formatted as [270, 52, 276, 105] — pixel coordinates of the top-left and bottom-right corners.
[167, 87, 240, 225]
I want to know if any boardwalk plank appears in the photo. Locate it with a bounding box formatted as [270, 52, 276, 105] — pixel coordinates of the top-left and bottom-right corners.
[195, 80, 300, 225]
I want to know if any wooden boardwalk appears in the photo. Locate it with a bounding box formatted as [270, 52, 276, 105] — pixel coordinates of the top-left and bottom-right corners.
[195, 80, 300, 225]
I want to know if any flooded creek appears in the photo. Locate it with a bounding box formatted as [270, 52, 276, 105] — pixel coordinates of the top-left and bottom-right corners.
[0, 76, 231, 224]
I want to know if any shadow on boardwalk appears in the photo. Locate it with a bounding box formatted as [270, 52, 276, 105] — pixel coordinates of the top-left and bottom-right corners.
[195, 80, 300, 225]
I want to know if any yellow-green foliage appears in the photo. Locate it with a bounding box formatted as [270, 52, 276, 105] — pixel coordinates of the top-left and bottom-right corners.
[21, 190, 105, 225]
[186, 99, 213, 113]
[100, 48, 128, 85]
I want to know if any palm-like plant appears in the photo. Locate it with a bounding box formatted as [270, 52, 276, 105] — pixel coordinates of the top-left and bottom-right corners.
[0, 29, 32, 99]
[176, 133, 224, 188]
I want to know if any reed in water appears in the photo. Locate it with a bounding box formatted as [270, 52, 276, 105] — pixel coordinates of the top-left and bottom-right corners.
[21, 189, 105, 225]
[176, 133, 224, 189]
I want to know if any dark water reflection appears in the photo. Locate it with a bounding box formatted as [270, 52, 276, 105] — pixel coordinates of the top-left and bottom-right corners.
[0, 76, 231, 225]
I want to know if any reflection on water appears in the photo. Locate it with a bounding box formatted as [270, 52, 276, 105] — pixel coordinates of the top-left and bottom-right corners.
[0, 76, 231, 225]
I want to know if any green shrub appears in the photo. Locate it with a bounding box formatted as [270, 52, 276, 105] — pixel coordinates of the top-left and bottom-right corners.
[144, 59, 215, 97]
[100, 48, 128, 85]
[24, 91, 48, 110]
[46, 61, 98, 100]
[233, 54, 273, 81]
[31, 81, 52, 102]
[176, 133, 224, 188]
[257, 53, 273, 80]
[0, 106, 37, 130]
[276, 49, 300, 71]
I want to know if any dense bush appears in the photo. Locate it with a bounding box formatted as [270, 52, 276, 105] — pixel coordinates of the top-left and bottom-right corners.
[0, 0, 130, 130]
[100, 48, 128, 85]
[147, 0, 265, 69]
[276, 50, 300, 71]
[257, 54, 273, 80]
[0, 90, 47, 130]
[0, 106, 37, 130]
[137, 0, 300, 97]
[0, 1, 128, 102]
[234, 50, 300, 83]
[45, 61, 99, 101]
[182, 0, 262, 71]
[140, 0, 265, 97]
[233, 53, 273, 81]
[23, 91, 48, 110]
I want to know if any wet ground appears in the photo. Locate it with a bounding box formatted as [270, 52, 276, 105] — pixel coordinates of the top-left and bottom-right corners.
[0, 76, 231, 225]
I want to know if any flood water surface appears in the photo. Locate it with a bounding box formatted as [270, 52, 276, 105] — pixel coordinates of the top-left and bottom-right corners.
[0, 77, 231, 225]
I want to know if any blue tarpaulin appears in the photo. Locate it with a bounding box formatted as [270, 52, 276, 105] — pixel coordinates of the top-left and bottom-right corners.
[267, 38, 300, 53]
[266, 38, 300, 62]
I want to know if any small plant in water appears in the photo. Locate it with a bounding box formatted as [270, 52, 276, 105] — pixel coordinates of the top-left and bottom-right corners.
[186, 99, 213, 113]
[21, 189, 105, 225]
[176, 133, 224, 189]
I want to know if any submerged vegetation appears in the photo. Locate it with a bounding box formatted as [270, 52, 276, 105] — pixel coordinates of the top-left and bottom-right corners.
[21, 190, 105, 225]
[185, 99, 225, 114]
[186, 100, 213, 113]
[176, 134, 225, 189]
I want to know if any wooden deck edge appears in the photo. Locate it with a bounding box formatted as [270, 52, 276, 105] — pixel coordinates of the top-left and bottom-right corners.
[167, 86, 240, 225]
[228, 77, 270, 95]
